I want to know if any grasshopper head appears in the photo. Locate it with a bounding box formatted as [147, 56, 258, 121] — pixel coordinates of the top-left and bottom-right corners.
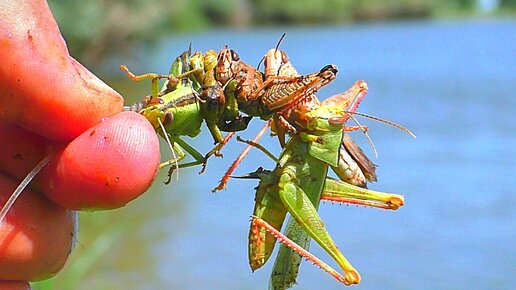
[215, 47, 240, 85]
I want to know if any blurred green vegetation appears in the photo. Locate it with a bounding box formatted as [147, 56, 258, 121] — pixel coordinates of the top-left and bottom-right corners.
[48, 0, 515, 67]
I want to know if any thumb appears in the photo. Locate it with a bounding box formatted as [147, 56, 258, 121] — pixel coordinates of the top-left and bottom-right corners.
[38, 111, 160, 210]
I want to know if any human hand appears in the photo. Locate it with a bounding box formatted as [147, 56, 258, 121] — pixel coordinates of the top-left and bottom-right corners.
[0, 0, 160, 283]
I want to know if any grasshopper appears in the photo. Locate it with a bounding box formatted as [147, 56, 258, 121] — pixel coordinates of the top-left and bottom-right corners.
[261, 48, 374, 288]
[263, 47, 377, 187]
[189, 50, 251, 143]
[122, 49, 205, 179]
[226, 44, 414, 288]
[214, 46, 338, 136]
[237, 98, 405, 287]
[122, 48, 252, 180]
[212, 46, 339, 192]
[187, 50, 252, 172]
[264, 47, 414, 288]
[218, 43, 414, 190]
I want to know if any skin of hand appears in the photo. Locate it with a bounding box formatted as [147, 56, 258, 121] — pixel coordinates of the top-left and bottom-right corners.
[0, 0, 161, 282]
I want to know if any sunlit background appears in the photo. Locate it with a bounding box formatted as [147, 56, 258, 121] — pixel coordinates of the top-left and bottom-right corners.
[34, 1, 515, 289]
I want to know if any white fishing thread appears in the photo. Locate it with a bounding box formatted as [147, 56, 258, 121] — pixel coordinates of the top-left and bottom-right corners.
[0, 151, 56, 223]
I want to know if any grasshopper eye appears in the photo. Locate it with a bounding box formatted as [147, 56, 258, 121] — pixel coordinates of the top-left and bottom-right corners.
[230, 49, 240, 61]
[163, 112, 174, 126]
[281, 51, 289, 63]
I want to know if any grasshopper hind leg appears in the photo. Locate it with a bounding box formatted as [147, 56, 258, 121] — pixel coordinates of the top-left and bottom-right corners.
[276, 171, 361, 285]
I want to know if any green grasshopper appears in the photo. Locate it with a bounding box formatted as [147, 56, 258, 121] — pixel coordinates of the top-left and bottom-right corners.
[263, 46, 380, 187]
[235, 97, 405, 287]
[261, 48, 369, 289]
[227, 43, 415, 288]
[263, 47, 414, 288]
[122, 49, 205, 176]
[237, 166, 403, 287]
[121, 48, 252, 180]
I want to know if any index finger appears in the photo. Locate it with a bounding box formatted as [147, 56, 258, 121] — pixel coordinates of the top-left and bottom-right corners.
[0, 0, 123, 142]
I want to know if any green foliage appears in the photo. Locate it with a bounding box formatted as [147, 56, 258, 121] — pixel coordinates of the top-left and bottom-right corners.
[48, 0, 512, 68]
[251, 0, 355, 23]
[48, 0, 208, 66]
[501, 0, 516, 7]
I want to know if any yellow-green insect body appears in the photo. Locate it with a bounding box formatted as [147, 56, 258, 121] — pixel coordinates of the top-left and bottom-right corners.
[247, 107, 361, 287]
[243, 88, 407, 288]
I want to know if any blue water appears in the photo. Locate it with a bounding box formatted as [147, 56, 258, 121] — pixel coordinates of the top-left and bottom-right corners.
[113, 20, 516, 290]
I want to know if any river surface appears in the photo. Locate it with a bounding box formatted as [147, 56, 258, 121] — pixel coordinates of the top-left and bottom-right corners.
[80, 20, 515, 290]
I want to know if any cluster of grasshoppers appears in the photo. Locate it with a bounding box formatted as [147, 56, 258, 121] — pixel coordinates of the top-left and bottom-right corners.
[121, 37, 415, 289]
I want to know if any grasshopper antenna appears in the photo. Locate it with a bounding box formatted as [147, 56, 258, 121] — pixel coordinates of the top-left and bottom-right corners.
[275, 33, 287, 54]
[257, 33, 287, 70]
[257, 56, 265, 70]
[0, 151, 56, 223]
[346, 111, 416, 139]
[347, 114, 378, 158]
